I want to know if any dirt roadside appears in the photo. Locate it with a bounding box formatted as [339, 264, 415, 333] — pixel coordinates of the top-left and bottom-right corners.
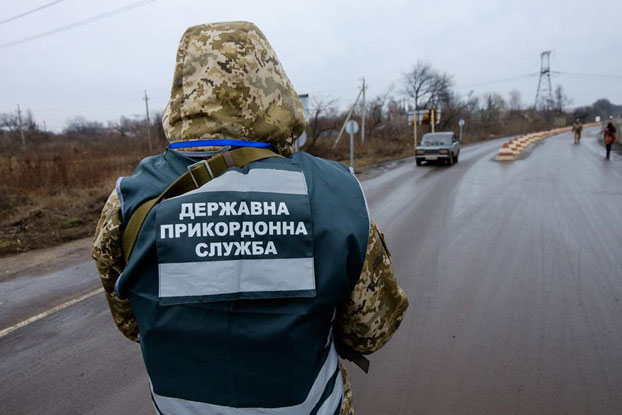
[0, 236, 91, 282]
[0, 129, 555, 266]
[0, 153, 416, 276]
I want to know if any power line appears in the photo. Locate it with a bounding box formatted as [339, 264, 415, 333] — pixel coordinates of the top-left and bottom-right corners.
[0, 0, 65, 26]
[557, 71, 622, 80]
[303, 86, 360, 95]
[0, 0, 155, 49]
[458, 73, 539, 88]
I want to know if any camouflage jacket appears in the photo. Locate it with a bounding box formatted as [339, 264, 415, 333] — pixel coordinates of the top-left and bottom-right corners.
[93, 187, 408, 414]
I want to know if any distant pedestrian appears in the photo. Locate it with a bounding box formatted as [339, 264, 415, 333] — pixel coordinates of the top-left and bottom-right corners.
[604, 122, 617, 159]
[572, 118, 583, 144]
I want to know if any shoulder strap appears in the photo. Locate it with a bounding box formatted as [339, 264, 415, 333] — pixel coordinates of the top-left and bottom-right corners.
[121, 147, 282, 263]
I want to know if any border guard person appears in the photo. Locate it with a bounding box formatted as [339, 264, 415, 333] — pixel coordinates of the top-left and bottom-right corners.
[92, 21, 409, 415]
[572, 118, 583, 144]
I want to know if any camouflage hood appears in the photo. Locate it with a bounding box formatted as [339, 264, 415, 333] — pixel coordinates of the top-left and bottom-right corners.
[162, 21, 306, 155]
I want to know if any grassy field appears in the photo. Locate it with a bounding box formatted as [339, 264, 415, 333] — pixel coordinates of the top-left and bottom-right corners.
[0, 132, 417, 256]
[0, 123, 590, 257]
[0, 135, 149, 256]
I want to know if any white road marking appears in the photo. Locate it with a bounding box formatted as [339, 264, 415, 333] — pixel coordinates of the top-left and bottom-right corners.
[0, 287, 104, 339]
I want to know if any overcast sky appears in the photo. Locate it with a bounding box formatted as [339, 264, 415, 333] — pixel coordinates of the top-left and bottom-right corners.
[1, 0, 620, 132]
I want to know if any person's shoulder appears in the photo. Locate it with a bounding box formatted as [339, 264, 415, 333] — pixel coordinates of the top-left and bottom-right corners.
[291, 151, 352, 176]
[121, 152, 173, 189]
[133, 153, 168, 175]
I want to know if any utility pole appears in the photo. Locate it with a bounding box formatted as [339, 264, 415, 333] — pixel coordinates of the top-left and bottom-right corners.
[16, 104, 25, 151]
[333, 86, 364, 147]
[361, 77, 366, 144]
[43, 120, 47, 133]
[143, 90, 153, 153]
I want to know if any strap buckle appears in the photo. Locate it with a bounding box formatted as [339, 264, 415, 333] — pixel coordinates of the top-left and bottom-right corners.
[187, 159, 214, 188]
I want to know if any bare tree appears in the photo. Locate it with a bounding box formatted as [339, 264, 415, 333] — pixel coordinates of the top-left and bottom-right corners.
[426, 72, 453, 109]
[508, 89, 522, 112]
[0, 112, 20, 133]
[386, 97, 406, 119]
[438, 90, 477, 130]
[305, 96, 338, 151]
[481, 93, 507, 127]
[0, 109, 37, 133]
[365, 86, 394, 140]
[64, 116, 105, 136]
[553, 85, 572, 114]
[402, 61, 436, 110]
[403, 60, 453, 110]
[464, 91, 479, 113]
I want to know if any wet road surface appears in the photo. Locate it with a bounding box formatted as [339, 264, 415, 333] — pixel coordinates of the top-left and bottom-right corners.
[2, 127, 622, 414]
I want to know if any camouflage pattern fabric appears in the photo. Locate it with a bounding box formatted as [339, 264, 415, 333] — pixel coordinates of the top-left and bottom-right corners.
[92, 190, 139, 342]
[162, 21, 306, 156]
[340, 364, 354, 415]
[335, 221, 409, 355]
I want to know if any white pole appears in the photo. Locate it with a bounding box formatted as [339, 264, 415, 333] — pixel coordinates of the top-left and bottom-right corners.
[17, 104, 25, 151]
[413, 113, 417, 148]
[143, 90, 153, 153]
[361, 77, 366, 144]
[349, 131, 354, 168]
[333, 87, 364, 147]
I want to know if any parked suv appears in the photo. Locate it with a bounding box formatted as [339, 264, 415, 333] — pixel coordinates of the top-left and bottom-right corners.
[415, 132, 460, 166]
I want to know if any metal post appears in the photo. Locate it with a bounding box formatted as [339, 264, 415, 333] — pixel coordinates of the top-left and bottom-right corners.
[361, 77, 366, 144]
[431, 109, 435, 133]
[459, 124, 463, 142]
[17, 104, 25, 151]
[413, 113, 417, 148]
[143, 90, 153, 153]
[333, 87, 364, 147]
[349, 131, 354, 169]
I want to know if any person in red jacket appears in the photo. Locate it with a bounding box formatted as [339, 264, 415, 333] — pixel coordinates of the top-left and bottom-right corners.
[604, 122, 617, 160]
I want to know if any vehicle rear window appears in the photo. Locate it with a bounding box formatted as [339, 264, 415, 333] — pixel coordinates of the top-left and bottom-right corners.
[421, 133, 453, 145]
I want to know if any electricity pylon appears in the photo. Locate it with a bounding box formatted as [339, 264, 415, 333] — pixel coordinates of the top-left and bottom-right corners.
[534, 51, 554, 110]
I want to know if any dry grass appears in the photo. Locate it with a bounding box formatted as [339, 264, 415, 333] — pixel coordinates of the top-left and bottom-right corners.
[0, 134, 156, 256]
[0, 118, 569, 256]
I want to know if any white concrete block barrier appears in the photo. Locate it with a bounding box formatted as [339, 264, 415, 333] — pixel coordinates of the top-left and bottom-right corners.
[494, 126, 575, 161]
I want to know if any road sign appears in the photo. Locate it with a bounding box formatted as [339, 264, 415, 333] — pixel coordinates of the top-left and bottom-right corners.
[345, 120, 359, 169]
[459, 119, 465, 142]
[297, 131, 307, 148]
[408, 109, 441, 127]
[346, 120, 359, 135]
[296, 94, 310, 150]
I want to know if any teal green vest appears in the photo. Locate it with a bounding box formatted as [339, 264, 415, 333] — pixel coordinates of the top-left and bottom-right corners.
[116, 149, 369, 415]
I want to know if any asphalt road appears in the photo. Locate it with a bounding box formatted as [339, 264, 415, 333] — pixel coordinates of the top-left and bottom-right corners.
[2, 127, 622, 414]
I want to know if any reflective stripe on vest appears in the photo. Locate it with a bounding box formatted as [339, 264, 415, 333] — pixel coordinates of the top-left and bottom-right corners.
[176, 168, 308, 196]
[150, 342, 343, 415]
